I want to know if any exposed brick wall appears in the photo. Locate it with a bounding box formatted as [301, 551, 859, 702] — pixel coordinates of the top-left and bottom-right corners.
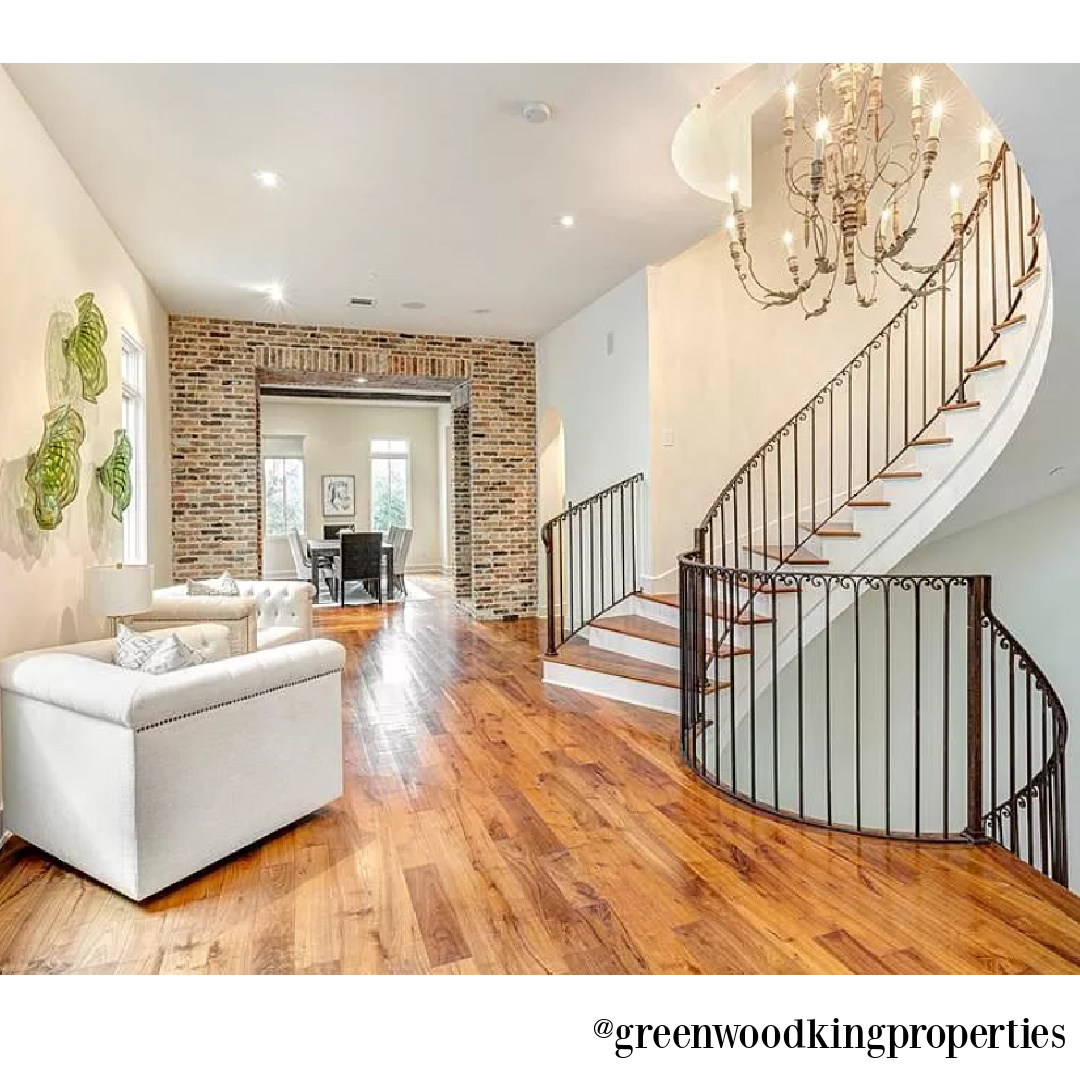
[469, 349, 538, 618]
[169, 316, 537, 618]
[170, 318, 261, 578]
[452, 403, 472, 604]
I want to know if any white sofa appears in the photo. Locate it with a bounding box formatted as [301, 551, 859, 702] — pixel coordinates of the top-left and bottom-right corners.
[121, 579, 314, 657]
[0, 623, 345, 901]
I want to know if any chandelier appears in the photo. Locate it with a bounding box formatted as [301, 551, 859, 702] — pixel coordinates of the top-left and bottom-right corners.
[725, 64, 994, 318]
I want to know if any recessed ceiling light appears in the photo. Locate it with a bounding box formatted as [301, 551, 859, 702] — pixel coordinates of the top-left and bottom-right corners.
[401, 301, 427, 310]
[255, 283, 284, 304]
[254, 170, 283, 189]
[472, 307, 492, 315]
[556, 214, 575, 229]
[348, 297, 377, 307]
[521, 101, 553, 124]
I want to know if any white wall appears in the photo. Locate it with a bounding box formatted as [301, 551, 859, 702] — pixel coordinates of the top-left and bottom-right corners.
[897, 482, 1080, 892]
[260, 397, 444, 577]
[437, 404, 452, 573]
[537, 268, 652, 507]
[0, 68, 171, 818]
[646, 64, 986, 586]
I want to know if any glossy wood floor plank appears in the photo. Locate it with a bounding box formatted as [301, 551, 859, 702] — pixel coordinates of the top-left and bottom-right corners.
[1, 572, 1079, 974]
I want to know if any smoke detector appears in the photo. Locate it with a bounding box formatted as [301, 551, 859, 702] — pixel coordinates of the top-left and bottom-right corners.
[521, 101, 553, 124]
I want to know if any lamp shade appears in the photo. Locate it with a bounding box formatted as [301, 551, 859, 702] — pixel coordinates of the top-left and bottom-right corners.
[86, 563, 154, 618]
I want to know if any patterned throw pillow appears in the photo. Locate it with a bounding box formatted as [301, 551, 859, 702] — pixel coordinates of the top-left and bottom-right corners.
[141, 633, 207, 675]
[114, 624, 207, 674]
[115, 623, 162, 671]
[186, 570, 240, 596]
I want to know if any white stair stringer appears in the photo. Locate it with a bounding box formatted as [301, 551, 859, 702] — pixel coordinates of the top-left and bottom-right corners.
[707, 255, 1054, 766]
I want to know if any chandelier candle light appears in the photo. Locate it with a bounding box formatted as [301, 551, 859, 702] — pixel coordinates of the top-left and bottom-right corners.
[725, 63, 995, 318]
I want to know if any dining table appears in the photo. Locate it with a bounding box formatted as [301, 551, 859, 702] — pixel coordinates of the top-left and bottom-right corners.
[307, 538, 395, 603]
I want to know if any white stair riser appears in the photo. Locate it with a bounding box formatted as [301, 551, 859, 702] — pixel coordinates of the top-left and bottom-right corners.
[542, 660, 680, 715]
[585, 626, 680, 669]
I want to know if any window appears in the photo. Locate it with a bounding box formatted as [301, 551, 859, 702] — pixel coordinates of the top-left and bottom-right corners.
[263, 435, 305, 536]
[121, 332, 147, 564]
[370, 438, 409, 534]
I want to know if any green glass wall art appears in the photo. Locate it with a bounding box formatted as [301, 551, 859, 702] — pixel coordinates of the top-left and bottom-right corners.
[25, 405, 86, 530]
[97, 428, 133, 522]
[62, 292, 108, 403]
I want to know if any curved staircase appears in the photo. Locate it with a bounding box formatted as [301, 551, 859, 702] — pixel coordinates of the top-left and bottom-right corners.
[542, 143, 1069, 888]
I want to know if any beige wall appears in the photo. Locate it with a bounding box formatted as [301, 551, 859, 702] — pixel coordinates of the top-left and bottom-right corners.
[647, 64, 986, 581]
[260, 396, 444, 577]
[0, 67, 170, 657]
[0, 68, 170, 815]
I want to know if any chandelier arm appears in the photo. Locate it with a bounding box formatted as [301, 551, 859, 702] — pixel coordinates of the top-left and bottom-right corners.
[740, 242, 810, 305]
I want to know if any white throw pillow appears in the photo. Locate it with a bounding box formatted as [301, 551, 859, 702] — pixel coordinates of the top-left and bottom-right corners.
[115, 624, 207, 674]
[186, 570, 240, 596]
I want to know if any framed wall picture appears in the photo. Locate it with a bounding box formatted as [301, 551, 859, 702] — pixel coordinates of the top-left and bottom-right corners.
[322, 474, 355, 517]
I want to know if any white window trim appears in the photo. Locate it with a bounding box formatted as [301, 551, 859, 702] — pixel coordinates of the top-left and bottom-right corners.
[262, 441, 306, 539]
[121, 331, 147, 565]
[370, 438, 412, 531]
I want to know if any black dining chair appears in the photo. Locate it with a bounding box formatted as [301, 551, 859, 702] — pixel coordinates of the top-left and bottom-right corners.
[323, 523, 355, 541]
[333, 531, 384, 605]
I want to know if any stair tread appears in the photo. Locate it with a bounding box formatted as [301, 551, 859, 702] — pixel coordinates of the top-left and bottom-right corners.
[548, 642, 727, 693]
[592, 615, 750, 657]
[636, 592, 772, 623]
[911, 436, 954, 446]
[992, 314, 1026, 332]
[966, 359, 1007, 374]
[942, 399, 981, 412]
[878, 469, 923, 479]
[848, 498, 891, 508]
[743, 545, 830, 565]
[1013, 265, 1040, 289]
[799, 522, 861, 537]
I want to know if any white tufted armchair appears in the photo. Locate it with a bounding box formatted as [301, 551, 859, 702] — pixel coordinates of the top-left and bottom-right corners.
[122, 579, 314, 656]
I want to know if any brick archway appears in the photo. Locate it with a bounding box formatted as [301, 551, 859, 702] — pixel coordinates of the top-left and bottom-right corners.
[169, 316, 536, 619]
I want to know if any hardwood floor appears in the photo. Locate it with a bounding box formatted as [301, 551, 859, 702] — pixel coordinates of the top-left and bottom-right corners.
[2, 572, 1079, 974]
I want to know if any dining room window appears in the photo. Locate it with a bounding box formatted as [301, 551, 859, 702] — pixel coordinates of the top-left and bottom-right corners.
[370, 438, 409, 535]
[263, 435, 306, 536]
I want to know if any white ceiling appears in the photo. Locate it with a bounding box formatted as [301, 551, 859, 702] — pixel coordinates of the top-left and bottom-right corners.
[6, 63, 743, 340]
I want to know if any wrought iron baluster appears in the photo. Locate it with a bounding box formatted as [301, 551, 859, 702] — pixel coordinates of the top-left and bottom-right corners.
[797, 575, 805, 819]
[1026, 669, 1034, 864]
[914, 582, 922, 838]
[1040, 695, 1050, 876]
[942, 584, 951, 838]
[825, 578, 833, 827]
[854, 582, 862, 831]
[771, 577, 779, 810]
[1008, 652, 1017, 855]
[884, 581, 892, 837]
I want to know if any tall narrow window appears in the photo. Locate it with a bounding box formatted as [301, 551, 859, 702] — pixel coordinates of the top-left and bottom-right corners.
[262, 435, 306, 537]
[370, 438, 409, 535]
[121, 332, 147, 564]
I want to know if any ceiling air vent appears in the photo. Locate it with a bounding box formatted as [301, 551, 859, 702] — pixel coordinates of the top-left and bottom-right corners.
[349, 297, 377, 307]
